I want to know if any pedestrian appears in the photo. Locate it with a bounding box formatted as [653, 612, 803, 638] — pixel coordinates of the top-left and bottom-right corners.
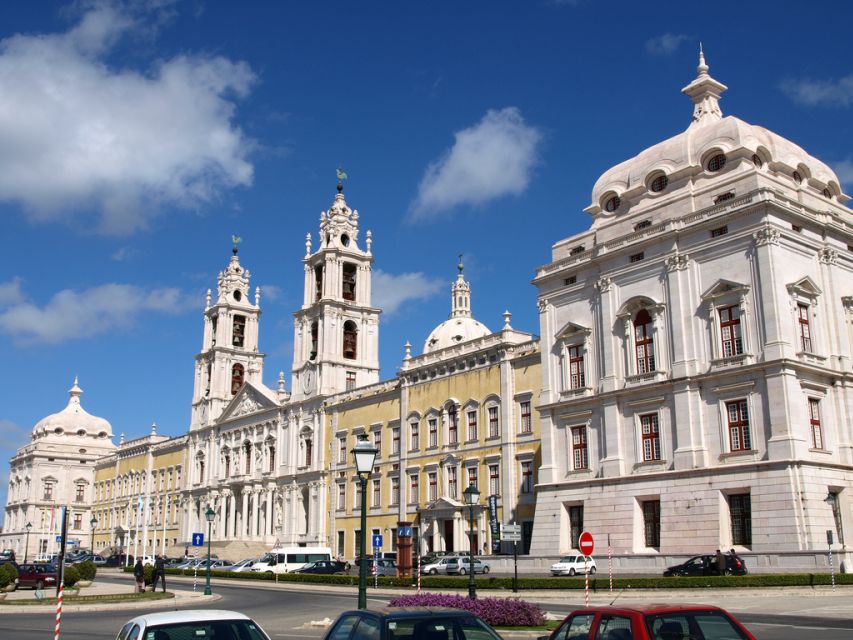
[133, 558, 145, 593]
[151, 555, 167, 592]
[729, 548, 736, 556]
[716, 549, 725, 576]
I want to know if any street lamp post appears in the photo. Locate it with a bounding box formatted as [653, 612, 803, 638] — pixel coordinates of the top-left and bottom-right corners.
[203, 505, 215, 596]
[24, 522, 32, 563]
[90, 516, 97, 555]
[351, 434, 378, 610]
[462, 484, 480, 600]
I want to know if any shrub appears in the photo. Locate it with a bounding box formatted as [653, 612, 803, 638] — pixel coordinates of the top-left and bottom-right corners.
[63, 565, 80, 588]
[76, 560, 97, 581]
[389, 592, 545, 627]
[0, 563, 18, 589]
[143, 564, 154, 585]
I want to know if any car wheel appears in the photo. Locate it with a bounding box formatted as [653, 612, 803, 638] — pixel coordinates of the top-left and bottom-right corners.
[568, 568, 576, 576]
[589, 566, 596, 575]
[483, 566, 490, 574]
[724, 569, 732, 576]
[459, 568, 467, 575]
[429, 569, 438, 575]
[35, 580, 44, 590]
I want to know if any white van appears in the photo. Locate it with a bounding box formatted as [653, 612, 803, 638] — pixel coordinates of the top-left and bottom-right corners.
[251, 546, 332, 574]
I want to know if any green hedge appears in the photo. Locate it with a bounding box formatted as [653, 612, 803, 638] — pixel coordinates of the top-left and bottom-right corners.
[0, 563, 18, 589]
[76, 560, 97, 581]
[121, 566, 852, 589]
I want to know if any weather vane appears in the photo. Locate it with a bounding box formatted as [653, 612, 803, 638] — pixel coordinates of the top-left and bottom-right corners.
[232, 234, 243, 254]
[336, 166, 348, 192]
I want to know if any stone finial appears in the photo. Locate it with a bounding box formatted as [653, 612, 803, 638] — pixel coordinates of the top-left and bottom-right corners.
[305, 233, 312, 256]
[503, 310, 512, 330]
[681, 44, 727, 127]
[119, 432, 125, 445]
[205, 288, 212, 310]
[255, 286, 261, 306]
[278, 371, 286, 392]
[698, 42, 708, 75]
[68, 377, 83, 405]
[404, 341, 412, 361]
[150, 423, 157, 436]
[366, 230, 373, 254]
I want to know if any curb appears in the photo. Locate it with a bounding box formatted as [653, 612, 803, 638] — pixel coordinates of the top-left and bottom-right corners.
[0, 591, 222, 614]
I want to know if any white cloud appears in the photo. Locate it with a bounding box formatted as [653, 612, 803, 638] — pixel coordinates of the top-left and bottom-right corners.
[410, 107, 541, 220]
[258, 284, 283, 302]
[780, 75, 853, 107]
[0, 277, 24, 306]
[111, 246, 139, 261]
[0, 281, 195, 345]
[645, 34, 690, 56]
[0, 2, 256, 234]
[372, 270, 444, 316]
[833, 159, 853, 190]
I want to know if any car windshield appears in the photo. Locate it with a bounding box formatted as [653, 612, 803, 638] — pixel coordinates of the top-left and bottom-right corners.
[645, 611, 750, 640]
[386, 616, 501, 640]
[258, 553, 275, 563]
[146, 618, 268, 640]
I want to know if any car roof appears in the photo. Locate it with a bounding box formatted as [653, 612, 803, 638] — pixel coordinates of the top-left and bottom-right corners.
[122, 609, 253, 627]
[570, 604, 726, 615]
[340, 607, 480, 619]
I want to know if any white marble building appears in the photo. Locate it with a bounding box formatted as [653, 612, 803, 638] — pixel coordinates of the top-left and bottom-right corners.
[1, 379, 116, 559]
[529, 52, 852, 572]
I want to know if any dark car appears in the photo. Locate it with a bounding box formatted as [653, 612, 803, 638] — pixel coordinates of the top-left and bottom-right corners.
[294, 560, 349, 575]
[16, 563, 59, 590]
[323, 607, 503, 640]
[104, 553, 130, 567]
[663, 554, 747, 577]
[540, 604, 756, 640]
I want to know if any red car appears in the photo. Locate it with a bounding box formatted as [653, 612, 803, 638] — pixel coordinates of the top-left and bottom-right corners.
[542, 604, 756, 640]
[16, 563, 58, 590]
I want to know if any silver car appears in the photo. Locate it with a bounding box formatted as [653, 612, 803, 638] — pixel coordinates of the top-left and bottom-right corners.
[226, 558, 259, 572]
[420, 556, 458, 575]
[445, 556, 491, 575]
[117, 609, 271, 640]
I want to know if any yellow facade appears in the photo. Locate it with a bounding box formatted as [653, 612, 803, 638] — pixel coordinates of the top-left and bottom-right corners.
[92, 432, 187, 558]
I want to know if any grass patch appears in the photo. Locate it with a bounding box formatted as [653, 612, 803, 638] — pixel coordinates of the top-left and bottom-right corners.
[1, 591, 174, 606]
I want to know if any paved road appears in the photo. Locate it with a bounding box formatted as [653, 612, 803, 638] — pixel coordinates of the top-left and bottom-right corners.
[2, 572, 851, 640]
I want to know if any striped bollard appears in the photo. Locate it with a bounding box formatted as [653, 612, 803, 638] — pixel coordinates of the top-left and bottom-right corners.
[417, 558, 421, 593]
[54, 584, 63, 640]
[608, 536, 613, 593]
[584, 557, 589, 607]
[193, 564, 198, 592]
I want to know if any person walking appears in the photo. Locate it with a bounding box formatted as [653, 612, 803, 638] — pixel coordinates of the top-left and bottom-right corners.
[716, 549, 725, 576]
[151, 555, 167, 592]
[133, 558, 145, 593]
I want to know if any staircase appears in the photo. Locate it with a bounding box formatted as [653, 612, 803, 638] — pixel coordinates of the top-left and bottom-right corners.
[204, 540, 273, 563]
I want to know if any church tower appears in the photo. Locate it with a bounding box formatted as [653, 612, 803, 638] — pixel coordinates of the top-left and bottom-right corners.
[191, 239, 265, 429]
[292, 178, 381, 400]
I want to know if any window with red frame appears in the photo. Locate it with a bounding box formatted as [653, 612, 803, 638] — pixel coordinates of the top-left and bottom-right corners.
[634, 309, 656, 373]
[719, 306, 743, 357]
[410, 421, 419, 450]
[75, 484, 85, 503]
[428, 472, 437, 500]
[448, 466, 458, 499]
[521, 461, 534, 494]
[345, 370, 356, 390]
[337, 483, 346, 510]
[467, 410, 478, 441]
[641, 413, 661, 461]
[489, 464, 500, 495]
[572, 427, 588, 470]
[373, 429, 381, 457]
[809, 398, 823, 449]
[448, 406, 458, 444]
[391, 477, 400, 505]
[339, 437, 347, 463]
[520, 401, 532, 433]
[428, 418, 438, 447]
[726, 400, 751, 451]
[410, 473, 419, 502]
[467, 466, 478, 489]
[392, 427, 400, 454]
[568, 345, 585, 388]
[797, 304, 812, 352]
[488, 406, 499, 437]
[372, 479, 380, 507]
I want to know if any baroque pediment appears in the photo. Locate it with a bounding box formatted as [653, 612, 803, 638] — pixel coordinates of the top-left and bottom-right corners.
[218, 383, 279, 423]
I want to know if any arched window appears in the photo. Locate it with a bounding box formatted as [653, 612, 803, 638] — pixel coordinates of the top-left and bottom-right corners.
[224, 454, 231, 478]
[634, 309, 655, 374]
[268, 445, 275, 473]
[232, 315, 246, 347]
[343, 321, 358, 359]
[314, 264, 323, 301]
[305, 439, 313, 466]
[244, 441, 252, 471]
[310, 321, 318, 360]
[342, 263, 357, 301]
[231, 363, 245, 394]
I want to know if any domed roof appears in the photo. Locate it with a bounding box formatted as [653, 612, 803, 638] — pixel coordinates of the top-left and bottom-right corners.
[589, 50, 848, 213]
[423, 258, 491, 353]
[32, 377, 113, 440]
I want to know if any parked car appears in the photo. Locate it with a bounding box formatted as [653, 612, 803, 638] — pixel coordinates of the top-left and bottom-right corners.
[371, 559, 398, 577]
[540, 604, 756, 640]
[663, 554, 747, 577]
[104, 553, 129, 567]
[117, 609, 271, 640]
[445, 556, 491, 575]
[420, 556, 459, 575]
[16, 563, 58, 590]
[550, 555, 597, 576]
[91, 555, 107, 566]
[196, 558, 233, 570]
[294, 560, 349, 575]
[225, 558, 259, 572]
[323, 608, 503, 640]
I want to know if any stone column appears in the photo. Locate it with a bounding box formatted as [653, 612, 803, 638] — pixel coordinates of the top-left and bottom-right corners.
[240, 488, 249, 539]
[219, 492, 228, 539]
[265, 487, 274, 537]
[250, 489, 259, 539]
[228, 490, 236, 539]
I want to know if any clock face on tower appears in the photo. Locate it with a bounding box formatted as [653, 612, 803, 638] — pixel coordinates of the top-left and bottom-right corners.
[301, 365, 316, 395]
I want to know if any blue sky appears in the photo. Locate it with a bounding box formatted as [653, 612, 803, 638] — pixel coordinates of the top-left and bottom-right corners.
[1, 0, 851, 519]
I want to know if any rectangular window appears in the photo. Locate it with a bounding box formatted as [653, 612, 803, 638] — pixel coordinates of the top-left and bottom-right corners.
[269, 446, 275, 473]
[337, 483, 346, 510]
[409, 473, 419, 503]
[448, 466, 458, 499]
[232, 314, 246, 347]
[711, 225, 729, 237]
[338, 437, 347, 464]
[719, 306, 744, 357]
[572, 427, 588, 470]
[428, 472, 437, 501]
[641, 413, 661, 461]
[489, 464, 500, 496]
[75, 484, 85, 503]
[43, 483, 53, 501]
[410, 422, 420, 450]
[73, 514, 82, 530]
[630, 252, 645, 263]
[488, 406, 499, 438]
[448, 408, 458, 444]
[428, 419, 438, 447]
[642, 500, 661, 548]
[467, 467, 478, 490]
[564, 276, 577, 285]
[372, 479, 380, 508]
[521, 461, 534, 494]
[634, 311, 656, 374]
[726, 400, 751, 451]
[345, 370, 356, 390]
[798, 304, 812, 352]
[355, 480, 362, 507]
[520, 401, 532, 434]
[730, 493, 752, 546]
[391, 477, 400, 505]
[467, 410, 478, 441]
[392, 427, 400, 454]
[568, 345, 585, 389]
[354, 529, 361, 556]
[809, 399, 823, 449]
[569, 505, 583, 549]
[374, 429, 382, 458]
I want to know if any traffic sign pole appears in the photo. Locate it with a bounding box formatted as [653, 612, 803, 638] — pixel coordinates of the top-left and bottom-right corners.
[579, 531, 594, 607]
[607, 534, 613, 593]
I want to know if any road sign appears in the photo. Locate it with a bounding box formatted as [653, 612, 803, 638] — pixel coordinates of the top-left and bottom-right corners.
[502, 524, 521, 542]
[192, 532, 205, 547]
[372, 534, 383, 548]
[398, 526, 413, 537]
[579, 531, 594, 555]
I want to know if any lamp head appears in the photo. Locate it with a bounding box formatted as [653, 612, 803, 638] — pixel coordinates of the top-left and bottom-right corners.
[351, 433, 378, 475]
[205, 505, 216, 522]
[463, 484, 480, 506]
[25, 522, 32, 532]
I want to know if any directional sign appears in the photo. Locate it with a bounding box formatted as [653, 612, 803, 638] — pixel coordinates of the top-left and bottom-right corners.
[502, 524, 522, 542]
[192, 532, 205, 547]
[372, 534, 383, 548]
[579, 531, 594, 556]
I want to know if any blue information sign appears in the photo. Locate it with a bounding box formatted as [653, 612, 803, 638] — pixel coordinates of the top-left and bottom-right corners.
[372, 534, 383, 548]
[398, 526, 413, 537]
[192, 532, 205, 546]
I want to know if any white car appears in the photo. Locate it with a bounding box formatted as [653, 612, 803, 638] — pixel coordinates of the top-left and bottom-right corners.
[117, 609, 271, 640]
[550, 554, 596, 576]
[421, 556, 459, 575]
[226, 558, 258, 572]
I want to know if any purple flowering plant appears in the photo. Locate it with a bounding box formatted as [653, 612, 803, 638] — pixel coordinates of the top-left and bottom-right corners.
[388, 592, 546, 627]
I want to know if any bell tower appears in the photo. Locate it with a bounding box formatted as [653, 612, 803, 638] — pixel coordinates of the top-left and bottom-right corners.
[292, 176, 381, 399]
[191, 238, 265, 429]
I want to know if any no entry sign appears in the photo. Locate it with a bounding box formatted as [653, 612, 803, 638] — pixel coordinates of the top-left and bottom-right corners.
[579, 531, 594, 556]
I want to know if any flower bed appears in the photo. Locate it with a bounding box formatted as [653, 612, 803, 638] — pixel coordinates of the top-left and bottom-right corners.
[389, 592, 545, 627]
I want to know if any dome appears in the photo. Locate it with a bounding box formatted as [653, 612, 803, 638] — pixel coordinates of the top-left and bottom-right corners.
[32, 377, 113, 440]
[423, 258, 491, 353]
[589, 50, 849, 214]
